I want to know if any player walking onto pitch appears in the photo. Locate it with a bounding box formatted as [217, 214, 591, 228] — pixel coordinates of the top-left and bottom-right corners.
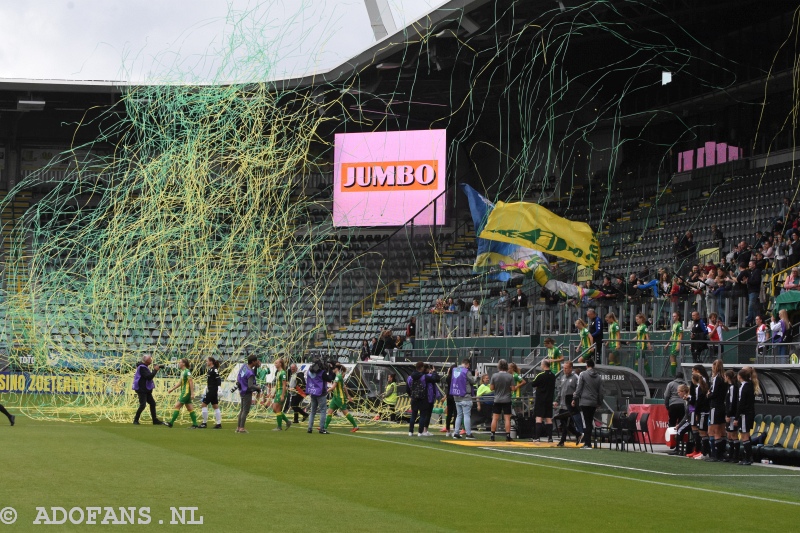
[634, 313, 652, 376]
[324, 363, 359, 432]
[605, 313, 620, 366]
[509, 362, 526, 412]
[542, 337, 563, 373]
[199, 357, 222, 429]
[666, 312, 682, 376]
[271, 358, 292, 431]
[165, 358, 199, 428]
[575, 319, 594, 362]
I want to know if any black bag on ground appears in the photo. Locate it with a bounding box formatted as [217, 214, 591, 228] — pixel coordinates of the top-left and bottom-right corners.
[515, 414, 536, 439]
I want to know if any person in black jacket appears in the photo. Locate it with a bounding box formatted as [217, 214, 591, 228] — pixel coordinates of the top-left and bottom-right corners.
[132, 355, 163, 425]
[513, 288, 528, 308]
[587, 309, 603, 363]
[530, 361, 557, 442]
[736, 367, 757, 466]
[723, 369, 740, 463]
[705, 359, 727, 461]
[199, 357, 222, 429]
[689, 311, 708, 363]
[745, 260, 762, 327]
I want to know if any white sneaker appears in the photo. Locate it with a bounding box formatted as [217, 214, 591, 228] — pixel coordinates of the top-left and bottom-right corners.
[408, 432, 414, 437]
[423, 431, 433, 437]
[417, 433, 423, 437]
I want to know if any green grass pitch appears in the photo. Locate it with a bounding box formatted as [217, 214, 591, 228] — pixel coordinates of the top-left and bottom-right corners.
[1, 417, 799, 532]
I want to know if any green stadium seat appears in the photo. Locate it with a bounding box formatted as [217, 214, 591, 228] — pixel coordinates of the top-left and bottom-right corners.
[769, 416, 800, 464]
[756, 416, 791, 462]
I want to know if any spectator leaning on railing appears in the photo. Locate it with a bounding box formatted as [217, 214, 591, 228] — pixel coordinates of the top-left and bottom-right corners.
[783, 267, 800, 292]
[513, 287, 528, 308]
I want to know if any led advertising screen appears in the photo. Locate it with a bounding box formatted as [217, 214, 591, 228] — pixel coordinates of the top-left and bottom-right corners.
[333, 129, 447, 227]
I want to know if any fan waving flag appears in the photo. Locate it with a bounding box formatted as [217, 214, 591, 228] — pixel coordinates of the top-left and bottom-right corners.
[460, 184, 547, 280]
[479, 201, 601, 270]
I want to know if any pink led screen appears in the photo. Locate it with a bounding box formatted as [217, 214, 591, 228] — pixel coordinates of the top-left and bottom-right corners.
[333, 129, 447, 227]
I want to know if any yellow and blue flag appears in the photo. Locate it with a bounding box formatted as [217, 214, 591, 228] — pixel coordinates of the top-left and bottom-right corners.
[479, 200, 600, 270]
[460, 184, 547, 280]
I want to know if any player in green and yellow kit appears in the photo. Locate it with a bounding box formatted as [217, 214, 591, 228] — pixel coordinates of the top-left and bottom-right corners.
[666, 312, 682, 376]
[634, 313, 653, 376]
[325, 363, 359, 432]
[509, 362, 527, 410]
[605, 312, 621, 366]
[271, 358, 292, 431]
[543, 337, 563, 374]
[165, 358, 199, 428]
[575, 319, 594, 362]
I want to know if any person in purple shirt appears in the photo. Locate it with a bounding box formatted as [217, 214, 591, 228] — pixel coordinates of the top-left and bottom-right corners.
[132, 354, 163, 426]
[235, 355, 261, 434]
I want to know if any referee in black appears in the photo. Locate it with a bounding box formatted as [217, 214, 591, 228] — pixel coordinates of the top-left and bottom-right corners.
[530, 360, 557, 442]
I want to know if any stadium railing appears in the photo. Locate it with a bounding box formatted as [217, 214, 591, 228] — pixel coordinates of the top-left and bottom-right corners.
[416, 295, 751, 340]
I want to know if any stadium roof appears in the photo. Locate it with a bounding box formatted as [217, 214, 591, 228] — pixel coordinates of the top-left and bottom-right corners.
[0, 0, 485, 93]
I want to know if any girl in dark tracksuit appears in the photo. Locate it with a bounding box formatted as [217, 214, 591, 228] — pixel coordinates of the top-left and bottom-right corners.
[737, 368, 757, 466]
[723, 369, 739, 462]
[444, 365, 457, 436]
[706, 360, 727, 461]
[688, 372, 709, 458]
[688, 364, 710, 458]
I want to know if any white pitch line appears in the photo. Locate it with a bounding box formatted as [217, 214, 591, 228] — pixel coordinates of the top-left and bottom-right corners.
[484, 448, 800, 477]
[334, 433, 800, 507]
[482, 448, 680, 476]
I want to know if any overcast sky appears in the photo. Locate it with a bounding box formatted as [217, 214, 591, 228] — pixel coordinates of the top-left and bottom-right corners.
[0, 0, 444, 84]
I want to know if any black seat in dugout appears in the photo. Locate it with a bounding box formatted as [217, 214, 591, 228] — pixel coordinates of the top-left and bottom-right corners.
[634, 412, 654, 453]
[621, 411, 640, 452]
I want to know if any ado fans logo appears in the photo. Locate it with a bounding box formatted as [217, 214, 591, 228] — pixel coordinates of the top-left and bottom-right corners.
[341, 160, 438, 192]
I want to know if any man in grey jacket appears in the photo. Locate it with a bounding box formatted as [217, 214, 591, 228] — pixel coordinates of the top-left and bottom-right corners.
[555, 361, 582, 446]
[572, 358, 603, 449]
[663, 372, 686, 427]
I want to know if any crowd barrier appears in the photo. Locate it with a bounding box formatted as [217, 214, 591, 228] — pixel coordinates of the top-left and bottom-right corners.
[417, 297, 751, 339]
